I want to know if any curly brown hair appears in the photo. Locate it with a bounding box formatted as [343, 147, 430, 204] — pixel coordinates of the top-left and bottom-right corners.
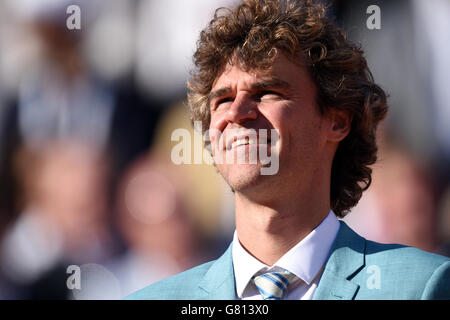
[187, 0, 388, 217]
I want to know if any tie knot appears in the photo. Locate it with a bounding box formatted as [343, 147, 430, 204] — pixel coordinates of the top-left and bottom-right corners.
[252, 270, 297, 300]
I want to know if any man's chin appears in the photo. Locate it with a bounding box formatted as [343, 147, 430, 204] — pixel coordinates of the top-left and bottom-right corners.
[220, 164, 267, 192]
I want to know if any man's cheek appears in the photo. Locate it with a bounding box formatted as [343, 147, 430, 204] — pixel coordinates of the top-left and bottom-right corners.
[207, 127, 223, 158]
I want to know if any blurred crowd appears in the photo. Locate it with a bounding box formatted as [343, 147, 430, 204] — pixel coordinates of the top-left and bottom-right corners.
[0, 0, 449, 299]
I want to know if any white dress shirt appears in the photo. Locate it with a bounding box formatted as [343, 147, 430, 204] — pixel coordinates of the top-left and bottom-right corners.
[232, 210, 340, 300]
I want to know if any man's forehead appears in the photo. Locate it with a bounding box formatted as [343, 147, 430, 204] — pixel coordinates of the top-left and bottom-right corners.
[213, 62, 271, 86]
[213, 68, 278, 88]
[209, 75, 292, 102]
[210, 53, 303, 93]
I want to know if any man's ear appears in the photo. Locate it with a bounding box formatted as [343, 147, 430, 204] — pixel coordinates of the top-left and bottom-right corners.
[326, 109, 352, 143]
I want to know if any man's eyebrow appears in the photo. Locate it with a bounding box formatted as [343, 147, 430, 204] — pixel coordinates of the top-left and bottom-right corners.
[209, 77, 292, 102]
[250, 78, 292, 92]
[209, 87, 232, 102]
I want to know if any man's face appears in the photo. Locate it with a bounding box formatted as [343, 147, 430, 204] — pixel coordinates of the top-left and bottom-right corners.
[208, 53, 331, 197]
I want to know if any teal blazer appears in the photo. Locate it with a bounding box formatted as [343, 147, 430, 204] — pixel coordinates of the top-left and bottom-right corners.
[126, 221, 450, 300]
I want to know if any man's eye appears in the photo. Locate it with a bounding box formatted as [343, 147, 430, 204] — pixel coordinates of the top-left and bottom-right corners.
[259, 91, 281, 100]
[215, 97, 233, 109]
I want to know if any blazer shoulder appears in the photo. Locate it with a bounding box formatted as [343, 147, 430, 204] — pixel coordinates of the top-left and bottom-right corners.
[125, 260, 215, 300]
[361, 239, 450, 299]
[365, 239, 449, 267]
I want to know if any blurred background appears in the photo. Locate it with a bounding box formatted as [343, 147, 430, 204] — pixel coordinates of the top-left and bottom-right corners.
[0, 0, 448, 299]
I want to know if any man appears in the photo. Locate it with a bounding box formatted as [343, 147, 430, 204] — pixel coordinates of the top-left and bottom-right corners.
[127, 0, 450, 300]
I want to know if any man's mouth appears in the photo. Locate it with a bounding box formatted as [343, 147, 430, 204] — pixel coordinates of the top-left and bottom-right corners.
[226, 134, 272, 151]
[231, 137, 256, 149]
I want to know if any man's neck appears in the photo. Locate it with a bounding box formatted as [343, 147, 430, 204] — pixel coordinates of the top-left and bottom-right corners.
[234, 191, 330, 266]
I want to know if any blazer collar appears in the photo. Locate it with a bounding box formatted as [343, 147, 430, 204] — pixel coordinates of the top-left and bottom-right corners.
[197, 221, 366, 300]
[313, 221, 366, 300]
[198, 244, 237, 299]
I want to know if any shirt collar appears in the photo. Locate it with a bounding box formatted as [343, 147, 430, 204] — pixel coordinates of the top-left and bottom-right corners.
[232, 210, 340, 298]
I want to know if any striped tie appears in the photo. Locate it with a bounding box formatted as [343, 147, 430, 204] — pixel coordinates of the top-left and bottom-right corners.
[252, 270, 297, 300]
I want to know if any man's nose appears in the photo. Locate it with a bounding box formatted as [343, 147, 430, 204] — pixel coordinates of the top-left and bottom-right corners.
[224, 93, 258, 125]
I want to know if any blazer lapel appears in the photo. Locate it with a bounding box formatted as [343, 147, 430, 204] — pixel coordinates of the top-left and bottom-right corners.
[198, 244, 237, 300]
[313, 221, 366, 300]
